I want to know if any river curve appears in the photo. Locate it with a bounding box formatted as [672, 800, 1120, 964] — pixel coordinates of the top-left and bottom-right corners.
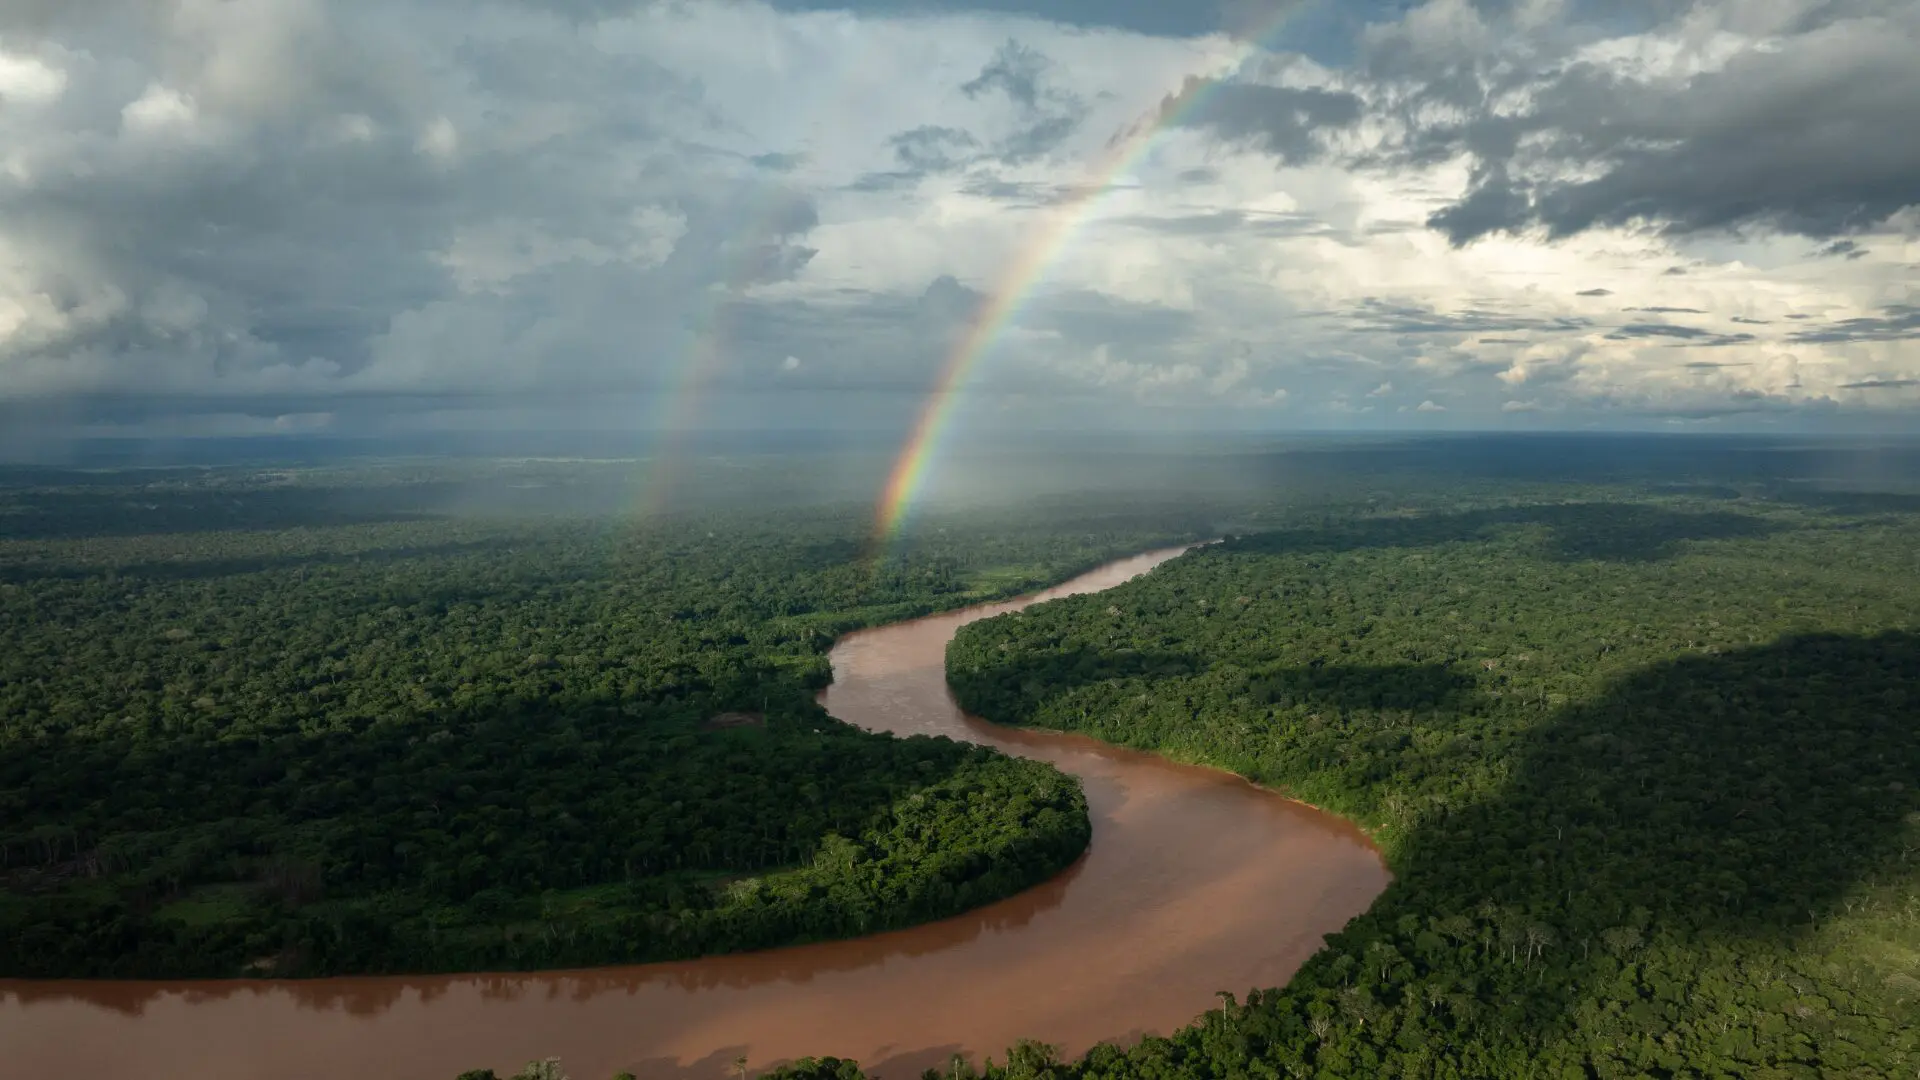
[0, 546, 1388, 1080]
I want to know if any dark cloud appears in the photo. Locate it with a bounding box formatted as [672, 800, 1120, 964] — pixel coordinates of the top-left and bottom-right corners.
[844, 171, 923, 192]
[1604, 323, 1757, 348]
[1427, 167, 1531, 247]
[2, 129, 455, 387]
[5, 0, 1911, 436]
[1576, 288, 1613, 296]
[729, 239, 820, 285]
[1346, 298, 1590, 335]
[889, 125, 980, 172]
[1663, 267, 1689, 276]
[957, 40, 1086, 163]
[1684, 361, 1751, 368]
[1417, 8, 1920, 243]
[962, 39, 1050, 109]
[0, 2, 840, 409]
[715, 275, 1212, 402]
[1787, 305, 1920, 343]
[1625, 306, 1708, 314]
[1730, 316, 1770, 324]
[1815, 238, 1869, 259]
[918, 274, 987, 323]
[999, 113, 1084, 163]
[750, 151, 807, 172]
[1158, 76, 1363, 163]
[708, 276, 1001, 394]
[1841, 378, 1920, 389]
[1606, 323, 1713, 340]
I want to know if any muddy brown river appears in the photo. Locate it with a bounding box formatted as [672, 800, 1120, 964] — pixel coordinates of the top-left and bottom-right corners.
[0, 547, 1387, 1080]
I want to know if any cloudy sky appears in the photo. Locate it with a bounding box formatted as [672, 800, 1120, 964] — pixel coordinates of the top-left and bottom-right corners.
[0, 0, 1916, 443]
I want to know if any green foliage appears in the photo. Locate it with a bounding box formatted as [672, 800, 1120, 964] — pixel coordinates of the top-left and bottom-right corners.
[0, 466, 1203, 977]
[945, 496, 1920, 1077]
[764, 1058, 869, 1080]
[23, 449, 1920, 1078]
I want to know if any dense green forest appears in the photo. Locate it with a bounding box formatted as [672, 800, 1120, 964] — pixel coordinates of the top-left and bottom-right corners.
[10, 441, 1920, 1078]
[0, 462, 1210, 976]
[940, 493, 1920, 1078]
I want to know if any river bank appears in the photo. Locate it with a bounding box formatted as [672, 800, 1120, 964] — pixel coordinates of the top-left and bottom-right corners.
[0, 547, 1387, 1080]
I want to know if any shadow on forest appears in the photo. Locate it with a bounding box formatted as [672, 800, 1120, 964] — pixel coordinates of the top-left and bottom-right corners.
[1764, 486, 1920, 516]
[1414, 629, 1916, 919]
[0, 538, 516, 583]
[1219, 501, 1779, 563]
[1328, 628, 1920, 1059]
[1, 675, 1067, 981]
[960, 625, 1920, 1065]
[0, 486, 454, 540]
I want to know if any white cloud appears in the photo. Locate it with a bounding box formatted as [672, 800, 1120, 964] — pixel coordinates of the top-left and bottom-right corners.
[0, 50, 66, 104]
[121, 84, 197, 134]
[416, 116, 458, 161]
[0, 0, 1912, 435]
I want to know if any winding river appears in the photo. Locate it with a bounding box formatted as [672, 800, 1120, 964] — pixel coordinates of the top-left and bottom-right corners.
[0, 546, 1387, 1080]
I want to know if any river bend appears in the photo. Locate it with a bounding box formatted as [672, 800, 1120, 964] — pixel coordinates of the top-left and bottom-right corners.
[0, 546, 1388, 1080]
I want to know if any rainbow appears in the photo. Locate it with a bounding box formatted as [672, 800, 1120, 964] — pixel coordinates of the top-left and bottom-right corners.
[872, 14, 1307, 545]
[632, 289, 728, 519]
[633, 1, 871, 518]
[633, 185, 817, 518]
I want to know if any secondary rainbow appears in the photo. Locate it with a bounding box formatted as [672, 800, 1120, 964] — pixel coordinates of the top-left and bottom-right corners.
[871, 16, 1305, 545]
[634, 34, 880, 518]
[633, 194, 825, 516]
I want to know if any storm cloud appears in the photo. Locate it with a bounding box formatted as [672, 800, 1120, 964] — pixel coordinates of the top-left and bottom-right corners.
[0, 0, 1913, 441]
[1397, 3, 1920, 243]
[1159, 77, 1362, 163]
